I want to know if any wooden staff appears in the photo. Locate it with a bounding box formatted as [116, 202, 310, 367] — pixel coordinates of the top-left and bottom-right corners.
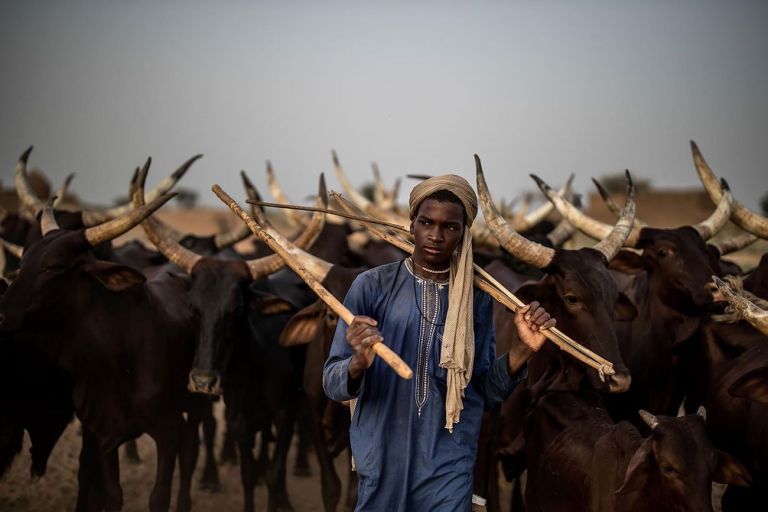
[213, 185, 413, 381]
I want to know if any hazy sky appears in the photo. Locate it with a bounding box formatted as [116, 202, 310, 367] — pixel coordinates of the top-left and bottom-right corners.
[1, 0, 766, 214]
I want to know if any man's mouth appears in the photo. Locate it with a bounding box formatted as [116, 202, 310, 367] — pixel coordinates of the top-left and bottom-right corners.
[424, 246, 443, 254]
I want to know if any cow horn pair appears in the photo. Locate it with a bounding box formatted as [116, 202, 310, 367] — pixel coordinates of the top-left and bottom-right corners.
[593, 175, 756, 254]
[476, 156, 636, 267]
[14, 146, 198, 226]
[134, 163, 327, 279]
[639, 407, 707, 431]
[36, 188, 175, 248]
[539, 171, 732, 245]
[220, 188, 335, 284]
[692, 142, 768, 239]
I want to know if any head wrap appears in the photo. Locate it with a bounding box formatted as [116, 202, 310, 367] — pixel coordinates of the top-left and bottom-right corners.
[409, 174, 478, 431]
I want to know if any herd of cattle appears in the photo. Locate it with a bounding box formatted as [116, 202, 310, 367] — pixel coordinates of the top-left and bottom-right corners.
[0, 142, 767, 512]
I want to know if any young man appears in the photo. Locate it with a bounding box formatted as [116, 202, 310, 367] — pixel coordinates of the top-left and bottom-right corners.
[323, 175, 555, 510]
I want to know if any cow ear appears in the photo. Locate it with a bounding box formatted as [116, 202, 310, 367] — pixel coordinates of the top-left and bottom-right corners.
[712, 449, 752, 487]
[84, 261, 146, 291]
[608, 250, 646, 274]
[729, 366, 768, 404]
[616, 438, 653, 495]
[613, 292, 637, 322]
[251, 294, 295, 316]
[515, 281, 552, 305]
[279, 300, 326, 347]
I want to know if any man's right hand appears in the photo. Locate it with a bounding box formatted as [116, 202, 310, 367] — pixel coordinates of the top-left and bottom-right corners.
[347, 315, 383, 380]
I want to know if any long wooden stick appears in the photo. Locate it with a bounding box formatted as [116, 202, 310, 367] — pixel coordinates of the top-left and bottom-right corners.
[213, 185, 413, 381]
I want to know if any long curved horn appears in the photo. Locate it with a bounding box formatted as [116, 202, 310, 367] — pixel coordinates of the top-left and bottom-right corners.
[53, 173, 75, 209]
[81, 154, 201, 226]
[132, 161, 202, 273]
[691, 142, 768, 239]
[710, 233, 758, 255]
[531, 174, 643, 247]
[713, 276, 768, 336]
[512, 175, 575, 233]
[591, 171, 637, 261]
[266, 161, 305, 228]
[475, 155, 555, 268]
[372, 162, 386, 204]
[15, 147, 45, 217]
[85, 191, 176, 247]
[691, 179, 733, 240]
[245, 174, 328, 280]
[0, 237, 23, 259]
[592, 177, 648, 230]
[212, 171, 259, 249]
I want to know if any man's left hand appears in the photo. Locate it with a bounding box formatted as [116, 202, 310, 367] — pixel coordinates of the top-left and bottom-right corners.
[514, 301, 556, 353]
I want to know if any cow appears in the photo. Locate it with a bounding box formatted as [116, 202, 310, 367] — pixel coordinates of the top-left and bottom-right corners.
[537, 163, 737, 421]
[471, 159, 643, 510]
[525, 391, 750, 511]
[133, 166, 326, 512]
[0, 180, 198, 511]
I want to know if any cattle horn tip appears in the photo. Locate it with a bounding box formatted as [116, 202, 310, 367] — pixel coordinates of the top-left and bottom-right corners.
[319, 173, 328, 208]
[529, 174, 550, 193]
[719, 178, 730, 192]
[331, 150, 340, 166]
[638, 409, 659, 430]
[20, 146, 34, 163]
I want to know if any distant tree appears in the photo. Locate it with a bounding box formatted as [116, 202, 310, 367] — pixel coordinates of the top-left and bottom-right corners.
[761, 192, 768, 216]
[597, 172, 651, 193]
[360, 182, 375, 202]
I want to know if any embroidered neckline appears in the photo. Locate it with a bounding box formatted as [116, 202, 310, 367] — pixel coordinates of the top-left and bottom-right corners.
[405, 258, 448, 288]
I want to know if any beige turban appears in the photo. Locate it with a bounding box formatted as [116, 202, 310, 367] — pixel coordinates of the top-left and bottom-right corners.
[409, 174, 477, 432]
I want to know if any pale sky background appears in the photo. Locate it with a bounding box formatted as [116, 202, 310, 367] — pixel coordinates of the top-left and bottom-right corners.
[1, 0, 766, 214]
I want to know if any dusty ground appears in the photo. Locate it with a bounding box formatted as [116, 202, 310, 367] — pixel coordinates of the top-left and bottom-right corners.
[0, 401, 353, 512]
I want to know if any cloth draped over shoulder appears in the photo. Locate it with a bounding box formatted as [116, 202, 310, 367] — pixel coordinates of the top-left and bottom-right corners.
[409, 174, 478, 431]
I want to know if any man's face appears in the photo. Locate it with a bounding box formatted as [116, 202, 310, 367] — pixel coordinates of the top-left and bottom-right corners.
[411, 198, 465, 269]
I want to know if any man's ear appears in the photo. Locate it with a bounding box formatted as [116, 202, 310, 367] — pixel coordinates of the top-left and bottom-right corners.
[409, 221, 414, 235]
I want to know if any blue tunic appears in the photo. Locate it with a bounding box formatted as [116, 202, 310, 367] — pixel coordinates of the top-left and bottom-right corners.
[323, 260, 526, 511]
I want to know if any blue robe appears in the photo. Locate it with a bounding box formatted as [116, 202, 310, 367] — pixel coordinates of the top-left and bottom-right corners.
[323, 260, 526, 511]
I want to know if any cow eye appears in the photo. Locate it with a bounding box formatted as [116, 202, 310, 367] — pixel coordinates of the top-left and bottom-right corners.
[657, 248, 669, 258]
[564, 294, 579, 305]
[659, 463, 677, 475]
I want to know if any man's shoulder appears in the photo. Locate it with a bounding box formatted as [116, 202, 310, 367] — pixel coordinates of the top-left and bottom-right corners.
[356, 260, 406, 283]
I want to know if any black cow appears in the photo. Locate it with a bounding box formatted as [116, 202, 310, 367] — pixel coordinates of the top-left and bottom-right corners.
[525, 391, 750, 511]
[0, 193, 198, 511]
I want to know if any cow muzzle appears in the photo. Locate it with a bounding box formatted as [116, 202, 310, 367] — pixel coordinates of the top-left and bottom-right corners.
[188, 369, 222, 395]
[608, 369, 632, 393]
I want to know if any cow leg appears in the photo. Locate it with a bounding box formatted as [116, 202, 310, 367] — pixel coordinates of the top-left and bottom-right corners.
[220, 420, 238, 465]
[100, 447, 123, 511]
[308, 408, 341, 512]
[175, 411, 199, 512]
[293, 403, 312, 477]
[267, 409, 296, 512]
[254, 428, 271, 485]
[148, 415, 183, 512]
[75, 429, 104, 512]
[238, 433, 258, 512]
[199, 399, 221, 491]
